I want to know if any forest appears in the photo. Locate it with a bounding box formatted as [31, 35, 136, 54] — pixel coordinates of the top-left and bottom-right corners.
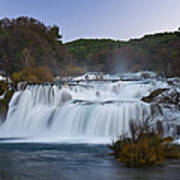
[0, 16, 73, 78]
[0, 16, 180, 79]
[66, 32, 180, 77]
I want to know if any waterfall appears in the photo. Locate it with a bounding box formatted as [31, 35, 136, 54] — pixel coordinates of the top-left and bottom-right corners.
[0, 76, 171, 143]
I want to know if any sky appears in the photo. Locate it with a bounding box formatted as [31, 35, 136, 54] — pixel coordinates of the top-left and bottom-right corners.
[0, 0, 180, 42]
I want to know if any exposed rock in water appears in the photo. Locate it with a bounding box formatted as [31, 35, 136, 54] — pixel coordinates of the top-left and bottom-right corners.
[142, 86, 180, 140]
[157, 88, 180, 109]
[142, 87, 180, 112]
[0, 81, 8, 96]
[0, 89, 14, 121]
[141, 88, 168, 103]
[96, 91, 100, 97]
[177, 125, 180, 136]
[156, 121, 164, 135]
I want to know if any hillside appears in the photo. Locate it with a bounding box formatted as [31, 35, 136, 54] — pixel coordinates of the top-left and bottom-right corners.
[66, 31, 180, 77]
[0, 16, 179, 78]
[66, 39, 125, 67]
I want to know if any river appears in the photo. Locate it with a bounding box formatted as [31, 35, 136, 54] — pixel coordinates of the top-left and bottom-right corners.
[0, 71, 179, 179]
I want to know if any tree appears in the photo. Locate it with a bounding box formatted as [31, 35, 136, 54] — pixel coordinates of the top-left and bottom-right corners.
[0, 16, 71, 76]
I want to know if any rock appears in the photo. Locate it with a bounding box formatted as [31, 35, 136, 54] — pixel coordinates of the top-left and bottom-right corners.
[96, 91, 100, 97]
[0, 89, 14, 120]
[142, 87, 180, 138]
[156, 121, 164, 135]
[0, 88, 3, 96]
[155, 88, 180, 109]
[176, 125, 180, 135]
[141, 72, 151, 79]
[141, 88, 168, 103]
[0, 81, 8, 96]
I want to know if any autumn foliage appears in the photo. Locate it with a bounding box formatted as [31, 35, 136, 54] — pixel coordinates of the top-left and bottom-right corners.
[0, 16, 72, 76]
[0, 16, 180, 77]
[11, 66, 54, 83]
[108, 120, 180, 167]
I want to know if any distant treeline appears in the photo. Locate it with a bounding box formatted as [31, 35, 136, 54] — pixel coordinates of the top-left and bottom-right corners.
[0, 16, 180, 78]
[66, 32, 180, 77]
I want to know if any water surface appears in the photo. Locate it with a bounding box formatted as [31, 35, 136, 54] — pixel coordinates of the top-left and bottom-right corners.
[0, 143, 179, 180]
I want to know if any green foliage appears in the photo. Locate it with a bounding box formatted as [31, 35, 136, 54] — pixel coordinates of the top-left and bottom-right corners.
[66, 31, 180, 77]
[108, 120, 180, 168]
[66, 39, 124, 68]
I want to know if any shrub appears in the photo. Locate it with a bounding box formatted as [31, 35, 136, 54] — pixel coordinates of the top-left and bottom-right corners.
[11, 66, 54, 83]
[108, 119, 180, 167]
[65, 64, 86, 76]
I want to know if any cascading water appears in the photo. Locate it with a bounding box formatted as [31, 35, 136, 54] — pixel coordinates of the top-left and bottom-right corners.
[0, 72, 178, 143]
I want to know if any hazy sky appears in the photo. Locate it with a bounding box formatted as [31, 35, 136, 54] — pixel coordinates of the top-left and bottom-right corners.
[0, 0, 180, 42]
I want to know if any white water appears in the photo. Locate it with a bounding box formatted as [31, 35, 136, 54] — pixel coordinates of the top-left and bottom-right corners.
[0, 73, 175, 143]
[0, 75, 5, 81]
